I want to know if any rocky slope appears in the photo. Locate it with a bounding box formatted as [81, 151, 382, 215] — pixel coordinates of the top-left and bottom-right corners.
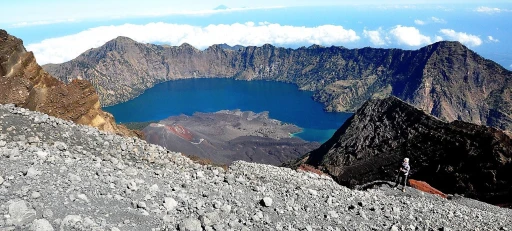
[43, 38, 512, 132]
[290, 96, 512, 206]
[0, 30, 139, 137]
[142, 110, 318, 165]
[1, 103, 511, 230]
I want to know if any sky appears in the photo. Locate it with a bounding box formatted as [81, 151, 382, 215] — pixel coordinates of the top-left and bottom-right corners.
[2, 0, 511, 69]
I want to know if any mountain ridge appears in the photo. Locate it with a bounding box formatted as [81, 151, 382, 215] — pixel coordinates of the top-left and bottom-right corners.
[43, 38, 512, 133]
[288, 96, 512, 205]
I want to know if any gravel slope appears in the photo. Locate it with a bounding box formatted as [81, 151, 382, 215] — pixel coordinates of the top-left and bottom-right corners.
[0, 104, 510, 230]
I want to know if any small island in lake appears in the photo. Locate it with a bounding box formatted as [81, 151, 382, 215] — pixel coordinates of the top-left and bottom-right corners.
[142, 110, 320, 165]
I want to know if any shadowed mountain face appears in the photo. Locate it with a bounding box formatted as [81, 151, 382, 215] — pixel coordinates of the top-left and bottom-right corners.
[0, 30, 140, 137]
[290, 96, 512, 205]
[43, 38, 512, 133]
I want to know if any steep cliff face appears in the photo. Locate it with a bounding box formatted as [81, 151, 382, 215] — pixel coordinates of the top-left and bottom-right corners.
[292, 96, 512, 205]
[43, 38, 512, 133]
[406, 42, 512, 131]
[0, 30, 140, 137]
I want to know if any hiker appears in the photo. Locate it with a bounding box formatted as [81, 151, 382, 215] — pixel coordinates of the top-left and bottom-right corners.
[394, 157, 410, 192]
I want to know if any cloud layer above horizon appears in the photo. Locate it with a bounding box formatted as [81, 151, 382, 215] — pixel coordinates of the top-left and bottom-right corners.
[28, 22, 488, 65]
[364, 26, 484, 48]
[28, 22, 360, 65]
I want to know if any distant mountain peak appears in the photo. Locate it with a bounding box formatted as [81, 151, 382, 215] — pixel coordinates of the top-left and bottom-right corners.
[114, 36, 136, 41]
[207, 43, 245, 51]
[422, 40, 468, 53]
[307, 44, 325, 49]
[178, 43, 199, 51]
[214, 4, 229, 10]
[100, 36, 138, 49]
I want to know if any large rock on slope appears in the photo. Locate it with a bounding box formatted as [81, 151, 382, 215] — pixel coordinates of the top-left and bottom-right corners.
[44, 38, 512, 132]
[0, 29, 139, 137]
[291, 96, 512, 205]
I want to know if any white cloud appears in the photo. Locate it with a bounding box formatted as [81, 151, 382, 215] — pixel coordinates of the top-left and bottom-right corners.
[430, 17, 446, 24]
[414, 20, 425, 25]
[389, 25, 432, 46]
[414, 17, 445, 25]
[439, 29, 482, 47]
[363, 28, 388, 46]
[488, 36, 499, 42]
[27, 22, 360, 65]
[475, 6, 510, 13]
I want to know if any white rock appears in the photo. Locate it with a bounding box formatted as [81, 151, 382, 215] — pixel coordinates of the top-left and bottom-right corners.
[200, 212, 220, 226]
[83, 217, 98, 228]
[9, 200, 37, 226]
[36, 151, 48, 159]
[163, 197, 178, 211]
[196, 171, 205, 179]
[68, 173, 81, 184]
[137, 201, 147, 209]
[29, 219, 54, 231]
[42, 209, 53, 218]
[26, 167, 40, 177]
[76, 193, 89, 203]
[221, 204, 232, 213]
[149, 184, 159, 193]
[262, 197, 273, 207]
[125, 167, 138, 176]
[27, 136, 40, 144]
[179, 218, 202, 231]
[31, 191, 41, 199]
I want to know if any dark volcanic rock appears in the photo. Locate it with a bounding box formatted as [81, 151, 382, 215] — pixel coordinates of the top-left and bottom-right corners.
[43, 38, 512, 133]
[142, 110, 318, 165]
[293, 96, 512, 205]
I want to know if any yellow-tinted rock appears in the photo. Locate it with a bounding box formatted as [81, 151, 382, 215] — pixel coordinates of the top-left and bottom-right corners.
[0, 29, 140, 138]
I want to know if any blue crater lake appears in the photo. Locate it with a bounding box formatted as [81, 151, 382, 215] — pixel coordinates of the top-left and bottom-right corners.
[103, 78, 352, 143]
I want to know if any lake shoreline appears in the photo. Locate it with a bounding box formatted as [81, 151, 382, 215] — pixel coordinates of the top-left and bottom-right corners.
[104, 78, 352, 142]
